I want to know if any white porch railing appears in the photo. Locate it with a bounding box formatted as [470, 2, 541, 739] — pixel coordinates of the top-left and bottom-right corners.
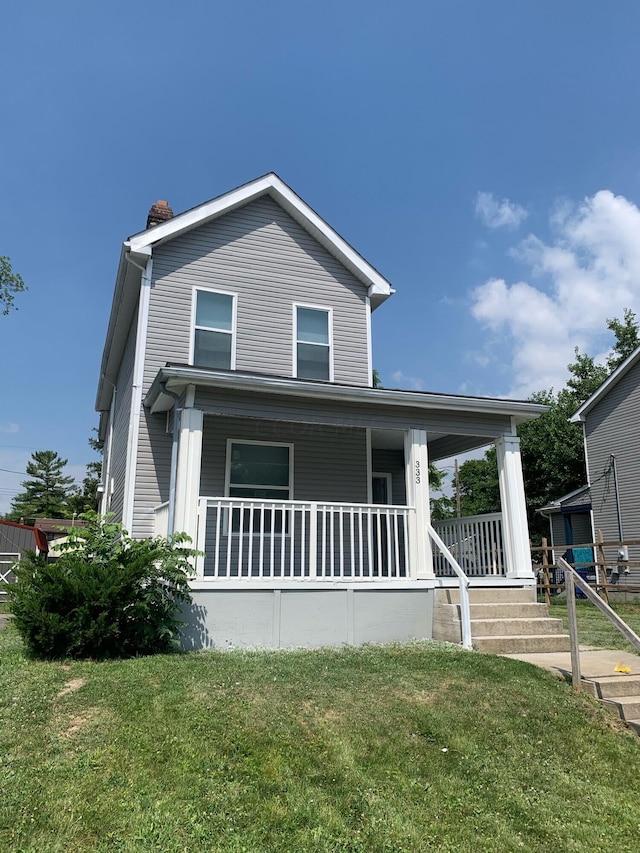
[194, 497, 414, 581]
[432, 512, 505, 577]
[154, 502, 170, 538]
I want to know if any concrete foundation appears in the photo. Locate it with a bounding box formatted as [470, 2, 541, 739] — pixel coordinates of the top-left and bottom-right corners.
[180, 586, 434, 649]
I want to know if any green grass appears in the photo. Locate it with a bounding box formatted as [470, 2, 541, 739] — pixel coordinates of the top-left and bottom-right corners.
[548, 599, 640, 653]
[2, 624, 640, 852]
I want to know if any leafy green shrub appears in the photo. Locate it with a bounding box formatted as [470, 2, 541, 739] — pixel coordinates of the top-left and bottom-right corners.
[7, 515, 195, 659]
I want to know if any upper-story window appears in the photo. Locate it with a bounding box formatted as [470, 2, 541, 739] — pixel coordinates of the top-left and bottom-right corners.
[295, 305, 333, 381]
[192, 288, 236, 369]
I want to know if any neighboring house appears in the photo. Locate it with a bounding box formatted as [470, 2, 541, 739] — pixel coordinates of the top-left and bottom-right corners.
[96, 173, 548, 648]
[537, 485, 592, 560]
[0, 520, 49, 599]
[571, 345, 640, 582]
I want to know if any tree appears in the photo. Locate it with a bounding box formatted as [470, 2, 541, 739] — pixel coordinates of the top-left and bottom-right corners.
[67, 432, 103, 516]
[607, 308, 640, 370]
[456, 310, 640, 542]
[7, 450, 76, 524]
[0, 256, 27, 315]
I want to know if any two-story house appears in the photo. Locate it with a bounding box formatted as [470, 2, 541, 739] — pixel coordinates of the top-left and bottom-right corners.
[96, 173, 552, 649]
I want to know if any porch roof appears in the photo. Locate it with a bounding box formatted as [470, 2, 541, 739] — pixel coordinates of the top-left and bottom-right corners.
[146, 364, 548, 431]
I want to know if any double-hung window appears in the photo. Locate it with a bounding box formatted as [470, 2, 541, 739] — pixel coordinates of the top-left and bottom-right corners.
[295, 305, 332, 381]
[226, 440, 292, 534]
[192, 289, 235, 369]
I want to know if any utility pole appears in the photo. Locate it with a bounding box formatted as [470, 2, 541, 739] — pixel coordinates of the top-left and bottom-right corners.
[454, 459, 461, 518]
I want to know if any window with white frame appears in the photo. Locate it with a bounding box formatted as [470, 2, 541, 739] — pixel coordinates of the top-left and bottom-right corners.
[227, 441, 292, 500]
[193, 289, 235, 369]
[295, 305, 332, 381]
[226, 440, 292, 534]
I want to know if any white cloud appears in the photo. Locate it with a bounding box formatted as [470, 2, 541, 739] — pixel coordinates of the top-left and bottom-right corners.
[475, 191, 528, 230]
[391, 370, 424, 391]
[0, 422, 19, 434]
[470, 190, 640, 397]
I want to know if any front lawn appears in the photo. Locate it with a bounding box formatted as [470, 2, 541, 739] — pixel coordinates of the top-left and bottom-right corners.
[548, 599, 640, 653]
[1, 622, 640, 852]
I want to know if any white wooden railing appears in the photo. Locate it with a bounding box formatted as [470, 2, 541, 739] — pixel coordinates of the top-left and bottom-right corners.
[428, 527, 472, 650]
[154, 502, 170, 538]
[193, 497, 414, 581]
[432, 512, 505, 577]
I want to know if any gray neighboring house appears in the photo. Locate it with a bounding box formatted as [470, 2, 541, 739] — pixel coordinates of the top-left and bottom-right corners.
[571, 345, 640, 581]
[538, 484, 592, 560]
[96, 173, 547, 649]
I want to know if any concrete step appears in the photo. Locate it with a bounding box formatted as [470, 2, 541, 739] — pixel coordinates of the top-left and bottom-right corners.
[601, 696, 640, 722]
[471, 617, 565, 638]
[473, 634, 571, 654]
[470, 602, 549, 619]
[587, 674, 640, 699]
[437, 587, 535, 605]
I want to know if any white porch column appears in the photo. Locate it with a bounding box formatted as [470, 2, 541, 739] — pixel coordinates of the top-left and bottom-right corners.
[404, 428, 434, 578]
[495, 433, 534, 579]
[173, 407, 204, 545]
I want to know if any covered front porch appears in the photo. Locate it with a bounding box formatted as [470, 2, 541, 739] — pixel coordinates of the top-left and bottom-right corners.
[147, 367, 544, 592]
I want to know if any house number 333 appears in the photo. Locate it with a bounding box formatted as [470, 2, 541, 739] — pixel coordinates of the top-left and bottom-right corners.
[415, 460, 421, 484]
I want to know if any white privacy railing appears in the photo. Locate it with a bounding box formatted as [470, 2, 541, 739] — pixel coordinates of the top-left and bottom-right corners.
[193, 497, 414, 581]
[154, 502, 170, 538]
[432, 512, 505, 577]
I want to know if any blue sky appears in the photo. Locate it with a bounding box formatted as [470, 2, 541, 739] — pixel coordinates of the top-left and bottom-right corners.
[2, 1, 640, 512]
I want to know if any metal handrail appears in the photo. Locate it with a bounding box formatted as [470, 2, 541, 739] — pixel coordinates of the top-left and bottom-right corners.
[557, 556, 640, 690]
[429, 525, 472, 650]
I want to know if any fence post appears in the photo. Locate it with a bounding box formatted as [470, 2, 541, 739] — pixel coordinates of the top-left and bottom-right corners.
[541, 538, 551, 606]
[308, 503, 317, 579]
[565, 567, 582, 692]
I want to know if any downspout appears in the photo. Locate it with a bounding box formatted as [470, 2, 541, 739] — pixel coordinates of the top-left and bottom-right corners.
[609, 454, 628, 566]
[160, 381, 182, 537]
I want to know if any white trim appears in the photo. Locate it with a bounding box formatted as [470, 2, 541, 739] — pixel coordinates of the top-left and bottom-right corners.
[190, 286, 237, 370]
[123, 257, 152, 533]
[147, 365, 549, 422]
[365, 295, 373, 387]
[127, 173, 393, 298]
[293, 303, 334, 382]
[224, 439, 294, 500]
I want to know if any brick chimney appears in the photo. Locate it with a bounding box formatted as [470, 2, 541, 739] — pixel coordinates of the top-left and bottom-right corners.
[146, 200, 174, 229]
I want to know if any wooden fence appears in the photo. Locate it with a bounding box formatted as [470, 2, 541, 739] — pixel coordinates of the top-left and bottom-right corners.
[533, 531, 640, 605]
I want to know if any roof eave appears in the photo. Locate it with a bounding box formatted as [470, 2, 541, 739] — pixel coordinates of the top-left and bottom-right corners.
[145, 365, 549, 422]
[570, 344, 640, 422]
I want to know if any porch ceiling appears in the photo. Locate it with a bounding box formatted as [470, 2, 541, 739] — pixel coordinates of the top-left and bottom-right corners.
[369, 428, 492, 460]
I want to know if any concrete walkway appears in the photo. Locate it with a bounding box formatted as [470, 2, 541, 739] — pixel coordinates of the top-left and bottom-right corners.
[502, 646, 639, 679]
[503, 646, 640, 733]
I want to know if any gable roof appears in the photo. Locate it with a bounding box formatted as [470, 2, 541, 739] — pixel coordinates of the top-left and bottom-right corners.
[97, 173, 395, 412]
[0, 520, 49, 554]
[570, 344, 640, 422]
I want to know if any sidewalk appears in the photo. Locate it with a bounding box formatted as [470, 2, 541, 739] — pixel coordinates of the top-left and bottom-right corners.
[502, 647, 639, 679]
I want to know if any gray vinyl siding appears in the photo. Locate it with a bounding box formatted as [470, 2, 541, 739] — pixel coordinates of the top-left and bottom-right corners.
[194, 387, 513, 439]
[200, 416, 368, 503]
[585, 358, 640, 544]
[145, 195, 370, 388]
[108, 305, 138, 524]
[371, 449, 406, 505]
[131, 410, 172, 539]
